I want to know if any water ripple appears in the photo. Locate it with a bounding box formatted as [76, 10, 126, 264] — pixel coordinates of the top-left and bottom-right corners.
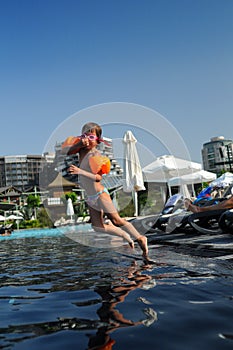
[0, 233, 233, 349]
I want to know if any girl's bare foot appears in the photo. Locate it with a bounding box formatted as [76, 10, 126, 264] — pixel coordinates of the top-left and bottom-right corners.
[129, 240, 134, 249]
[136, 236, 155, 264]
[136, 236, 148, 256]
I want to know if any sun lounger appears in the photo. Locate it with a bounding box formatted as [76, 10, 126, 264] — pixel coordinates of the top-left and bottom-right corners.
[187, 209, 227, 234]
[186, 189, 233, 235]
[131, 193, 192, 234]
[218, 209, 233, 234]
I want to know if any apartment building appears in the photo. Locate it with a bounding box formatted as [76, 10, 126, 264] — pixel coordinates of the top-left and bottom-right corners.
[202, 136, 233, 174]
[0, 154, 55, 190]
[0, 136, 123, 194]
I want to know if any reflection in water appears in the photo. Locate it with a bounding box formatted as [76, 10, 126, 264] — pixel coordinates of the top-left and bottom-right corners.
[0, 236, 157, 349]
[87, 262, 156, 350]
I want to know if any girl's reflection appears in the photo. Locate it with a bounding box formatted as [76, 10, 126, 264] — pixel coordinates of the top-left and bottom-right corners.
[88, 262, 156, 350]
[0, 262, 157, 349]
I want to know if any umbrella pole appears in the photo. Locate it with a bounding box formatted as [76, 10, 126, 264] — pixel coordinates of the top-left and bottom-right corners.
[168, 185, 172, 197]
[192, 183, 196, 197]
[133, 191, 138, 216]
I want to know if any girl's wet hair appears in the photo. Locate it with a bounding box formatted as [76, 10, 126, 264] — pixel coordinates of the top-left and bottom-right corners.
[81, 122, 102, 144]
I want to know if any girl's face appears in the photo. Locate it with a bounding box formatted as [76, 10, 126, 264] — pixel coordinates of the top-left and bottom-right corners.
[81, 130, 98, 149]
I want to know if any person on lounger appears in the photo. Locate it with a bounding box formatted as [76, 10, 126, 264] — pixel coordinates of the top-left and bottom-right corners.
[185, 195, 233, 213]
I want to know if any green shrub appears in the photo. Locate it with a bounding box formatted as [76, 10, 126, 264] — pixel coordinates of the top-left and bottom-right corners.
[37, 208, 54, 228]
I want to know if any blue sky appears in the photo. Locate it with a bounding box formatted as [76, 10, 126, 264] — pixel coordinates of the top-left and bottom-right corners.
[0, 0, 232, 164]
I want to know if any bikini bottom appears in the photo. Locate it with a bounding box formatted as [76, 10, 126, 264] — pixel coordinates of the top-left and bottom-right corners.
[86, 187, 109, 207]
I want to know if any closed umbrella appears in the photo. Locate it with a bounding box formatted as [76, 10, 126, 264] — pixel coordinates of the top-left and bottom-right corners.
[66, 198, 74, 222]
[123, 130, 145, 216]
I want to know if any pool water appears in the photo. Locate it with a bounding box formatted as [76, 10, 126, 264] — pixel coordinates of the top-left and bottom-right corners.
[0, 228, 233, 349]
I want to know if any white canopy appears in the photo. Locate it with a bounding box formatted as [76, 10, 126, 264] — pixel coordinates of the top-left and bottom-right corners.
[168, 170, 217, 187]
[167, 170, 217, 198]
[210, 172, 233, 188]
[0, 215, 6, 221]
[7, 214, 23, 220]
[6, 214, 23, 230]
[143, 155, 202, 183]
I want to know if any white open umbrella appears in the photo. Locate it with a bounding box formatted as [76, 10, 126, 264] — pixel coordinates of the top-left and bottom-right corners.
[6, 214, 23, 230]
[168, 170, 216, 186]
[168, 170, 217, 197]
[123, 130, 145, 216]
[66, 198, 74, 221]
[143, 154, 202, 197]
[143, 155, 202, 183]
[210, 172, 233, 188]
[7, 214, 24, 220]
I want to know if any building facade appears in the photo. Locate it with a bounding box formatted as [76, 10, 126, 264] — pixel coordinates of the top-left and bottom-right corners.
[0, 154, 55, 190]
[0, 137, 123, 193]
[202, 136, 233, 174]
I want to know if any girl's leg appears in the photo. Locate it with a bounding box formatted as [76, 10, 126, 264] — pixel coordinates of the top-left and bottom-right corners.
[115, 219, 148, 257]
[98, 195, 148, 257]
[96, 222, 135, 249]
[88, 206, 134, 248]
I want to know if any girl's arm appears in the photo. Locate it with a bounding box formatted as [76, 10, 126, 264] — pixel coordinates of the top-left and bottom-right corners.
[60, 139, 84, 155]
[68, 164, 102, 182]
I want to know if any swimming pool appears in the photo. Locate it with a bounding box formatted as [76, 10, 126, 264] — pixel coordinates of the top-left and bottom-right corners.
[0, 228, 233, 349]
